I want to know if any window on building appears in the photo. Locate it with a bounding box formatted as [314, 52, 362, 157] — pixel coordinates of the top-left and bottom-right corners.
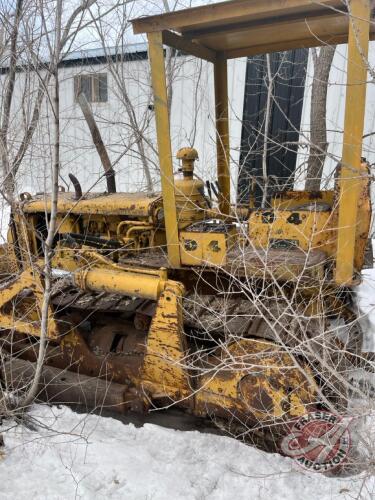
[74, 73, 108, 103]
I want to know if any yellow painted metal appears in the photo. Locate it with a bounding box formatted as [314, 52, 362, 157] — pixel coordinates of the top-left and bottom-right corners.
[249, 209, 337, 256]
[147, 31, 180, 268]
[51, 249, 163, 278]
[20, 192, 167, 254]
[174, 177, 207, 229]
[52, 247, 170, 300]
[214, 59, 230, 215]
[141, 280, 191, 400]
[11, 211, 36, 268]
[175, 148, 208, 229]
[180, 230, 236, 266]
[354, 162, 372, 272]
[0, 268, 59, 339]
[74, 267, 167, 300]
[336, 0, 371, 285]
[195, 338, 318, 422]
[271, 190, 335, 210]
[23, 192, 161, 218]
[56, 214, 79, 234]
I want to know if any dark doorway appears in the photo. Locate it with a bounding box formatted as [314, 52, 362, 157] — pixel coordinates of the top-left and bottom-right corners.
[238, 49, 308, 206]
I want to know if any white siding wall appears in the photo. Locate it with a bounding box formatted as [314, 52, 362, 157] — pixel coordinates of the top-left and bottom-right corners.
[296, 43, 375, 236]
[296, 42, 375, 190]
[1, 54, 246, 197]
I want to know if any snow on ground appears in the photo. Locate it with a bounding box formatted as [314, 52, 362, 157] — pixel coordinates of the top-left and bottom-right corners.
[356, 264, 375, 352]
[0, 404, 374, 500]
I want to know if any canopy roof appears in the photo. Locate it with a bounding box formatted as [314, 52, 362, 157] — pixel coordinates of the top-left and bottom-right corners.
[132, 0, 375, 60]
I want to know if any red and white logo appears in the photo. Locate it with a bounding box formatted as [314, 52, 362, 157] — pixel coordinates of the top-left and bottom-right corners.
[281, 411, 351, 472]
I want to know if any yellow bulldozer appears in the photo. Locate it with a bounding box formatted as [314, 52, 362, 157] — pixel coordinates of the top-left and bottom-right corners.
[0, 0, 373, 453]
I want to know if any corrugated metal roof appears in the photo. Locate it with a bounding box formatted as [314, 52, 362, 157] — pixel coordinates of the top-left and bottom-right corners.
[62, 43, 147, 62]
[0, 43, 148, 70]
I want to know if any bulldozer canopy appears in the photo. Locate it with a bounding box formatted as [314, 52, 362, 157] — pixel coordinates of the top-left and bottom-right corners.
[132, 0, 375, 59]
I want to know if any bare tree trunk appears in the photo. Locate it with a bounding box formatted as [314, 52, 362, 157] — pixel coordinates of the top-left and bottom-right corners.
[77, 92, 116, 193]
[162, 0, 174, 113]
[261, 54, 273, 208]
[113, 74, 154, 193]
[0, 0, 100, 203]
[21, 0, 62, 408]
[0, 0, 24, 200]
[305, 45, 336, 191]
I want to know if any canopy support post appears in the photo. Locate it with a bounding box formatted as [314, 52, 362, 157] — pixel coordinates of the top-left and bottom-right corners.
[335, 0, 370, 284]
[214, 58, 231, 215]
[147, 31, 180, 267]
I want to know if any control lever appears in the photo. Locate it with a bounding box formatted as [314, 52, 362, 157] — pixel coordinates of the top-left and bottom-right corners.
[206, 180, 212, 201]
[211, 181, 220, 199]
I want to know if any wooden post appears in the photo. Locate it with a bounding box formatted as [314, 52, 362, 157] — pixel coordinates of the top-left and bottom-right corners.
[335, 0, 370, 284]
[147, 31, 180, 267]
[214, 58, 231, 215]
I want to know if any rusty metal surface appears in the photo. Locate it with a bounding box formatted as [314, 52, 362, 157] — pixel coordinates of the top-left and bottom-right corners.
[120, 249, 169, 269]
[21, 192, 162, 217]
[119, 244, 327, 281]
[51, 285, 143, 313]
[195, 338, 317, 424]
[141, 281, 191, 401]
[225, 246, 327, 281]
[183, 293, 321, 349]
[3, 357, 130, 412]
[2, 277, 355, 438]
